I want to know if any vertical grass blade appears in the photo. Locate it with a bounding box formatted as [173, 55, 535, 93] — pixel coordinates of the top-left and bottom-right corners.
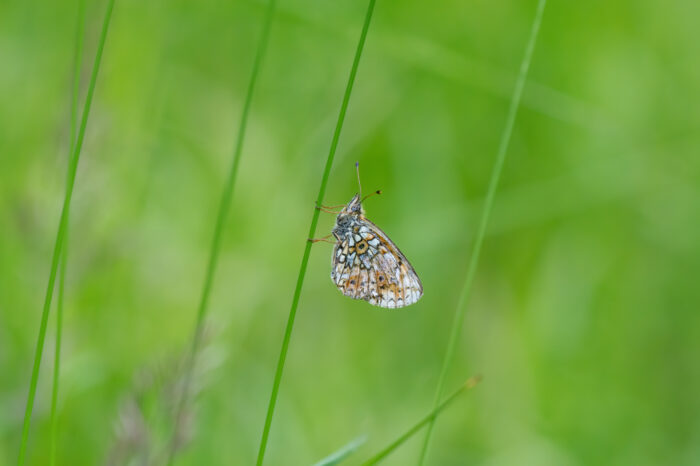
[48, 2, 86, 465]
[17, 0, 116, 464]
[255, 1, 377, 464]
[48, 240, 68, 466]
[165, 0, 279, 463]
[362, 376, 481, 466]
[417, 1, 547, 464]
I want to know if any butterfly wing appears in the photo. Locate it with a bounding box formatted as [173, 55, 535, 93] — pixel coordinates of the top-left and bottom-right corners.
[331, 218, 423, 309]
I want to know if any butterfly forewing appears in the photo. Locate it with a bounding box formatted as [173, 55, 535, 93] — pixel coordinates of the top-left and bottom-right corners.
[331, 210, 422, 309]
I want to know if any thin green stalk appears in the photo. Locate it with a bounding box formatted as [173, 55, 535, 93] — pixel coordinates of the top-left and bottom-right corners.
[362, 376, 481, 465]
[48, 2, 86, 465]
[255, 1, 377, 464]
[18, 0, 115, 464]
[313, 435, 367, 466]
[48, 237, 68, 466]
[417, 1, 547, 464]
[165, 0, 279, 463]
[68, 0, 86, 158]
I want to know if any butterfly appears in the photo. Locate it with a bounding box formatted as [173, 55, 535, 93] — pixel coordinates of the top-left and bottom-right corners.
[313, 163, 423, 308]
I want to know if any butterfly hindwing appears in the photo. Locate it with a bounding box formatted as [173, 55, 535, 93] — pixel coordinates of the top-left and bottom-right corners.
[331, 218, 422, 309]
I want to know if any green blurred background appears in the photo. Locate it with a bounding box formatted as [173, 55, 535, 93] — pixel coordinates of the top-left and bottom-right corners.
[2, 0, 700, 464]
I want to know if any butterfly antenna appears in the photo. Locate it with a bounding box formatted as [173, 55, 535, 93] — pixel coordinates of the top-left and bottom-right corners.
[355, 161, 362, 198]
[361, 190, 382, 203]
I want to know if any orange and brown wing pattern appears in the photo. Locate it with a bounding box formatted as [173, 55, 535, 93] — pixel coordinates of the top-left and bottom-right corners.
[331, 218, 422, 308]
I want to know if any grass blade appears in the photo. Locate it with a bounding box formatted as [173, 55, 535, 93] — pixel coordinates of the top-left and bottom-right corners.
[254, 1, 377, 464]
[417, 1, 548, 464]
[313, 435, 368, 466]
[17, 0, 116, 464]
[48, 241, 68, 466]
[165, 0, 279, 463]
[48, 2, 86, 465]
[362, 376, 481, 465]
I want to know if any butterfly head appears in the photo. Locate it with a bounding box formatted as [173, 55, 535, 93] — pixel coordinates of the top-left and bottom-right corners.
[333, 164, 380, 234]
[337, 190, 382, 221]
[345, 194, 364, 215]
[332, 195, 364, 236]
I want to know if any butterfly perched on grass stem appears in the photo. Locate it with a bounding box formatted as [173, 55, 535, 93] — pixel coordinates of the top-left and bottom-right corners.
[312, 163, 423, 308]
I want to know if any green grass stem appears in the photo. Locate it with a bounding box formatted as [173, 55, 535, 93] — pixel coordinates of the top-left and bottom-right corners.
[254, 1, 377, 464]
[48, 239, 68, 466]
[417, 1, 547, 464]
[362, 376, 481, 465]
[165, 0, 279, 463]
[18, 0, 115, 464]
[313, 435, 368, 466]
[48, 2, 86, 465]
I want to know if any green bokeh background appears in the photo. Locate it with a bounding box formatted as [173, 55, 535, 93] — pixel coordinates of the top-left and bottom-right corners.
[2, 0, 699, 464]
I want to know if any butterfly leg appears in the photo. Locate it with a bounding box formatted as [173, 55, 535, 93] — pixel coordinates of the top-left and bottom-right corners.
[308, 234, 336, 244]
[316, 207, 342, 214]
[315, 202, 344, 214]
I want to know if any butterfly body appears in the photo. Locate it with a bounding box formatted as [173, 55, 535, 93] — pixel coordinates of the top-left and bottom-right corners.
[330, 194, 423, 308]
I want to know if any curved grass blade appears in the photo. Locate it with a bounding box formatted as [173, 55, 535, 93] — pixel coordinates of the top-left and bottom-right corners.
[313, 435, 368, 466]
[417, 1, 547, 464]
[165, 0, 279, 463]
[18, 0, 116, 464]
[255, 1, 377, 464]
[362, 376, 481, 465]
[48, 2, 87, 465]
